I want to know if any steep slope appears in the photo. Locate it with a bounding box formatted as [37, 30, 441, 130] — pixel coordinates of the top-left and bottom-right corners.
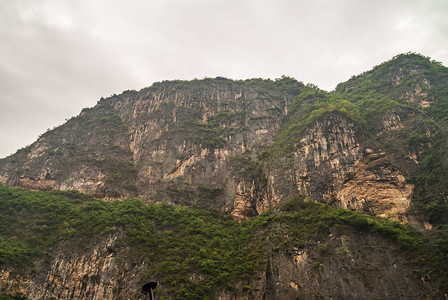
[1, 54, 448, 223]
[0, 186, 446, 299]
[335, 53, 448, 224]
[2, 53, 448, 299]
[262, 53, 448, 224]
[0, 101, 136, 199]
[0, 77, 304, 218]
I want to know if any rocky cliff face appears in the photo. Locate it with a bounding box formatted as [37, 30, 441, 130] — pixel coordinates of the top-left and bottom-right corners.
[1, 53, 448, 299]
[1, 235, 137, 300]
[264, 231, 436, 300]
[0, 225, 439, 300]
[268, 114, 362, 204]
[0, 78, 304, 218]
[3, 55, 442, 222]
[0, 72, 435, 220]
[0, 101, 136, 199]
[111, 80, 295, 216]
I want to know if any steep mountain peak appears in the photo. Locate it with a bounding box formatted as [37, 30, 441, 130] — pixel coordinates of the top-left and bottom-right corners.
[2, 54, 448, 299]
[384, 52, 433, 68]
[335, 52, 447, 110]
[368, 52, 435, 82]
[337, 52, 434, 89]
[103, 76, 305, 103]
[1, 54, 447, 222]
[0, 76, 307, 218]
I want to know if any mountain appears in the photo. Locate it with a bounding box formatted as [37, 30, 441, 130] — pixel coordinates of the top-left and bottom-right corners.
[1, 53, 448, 299]
[0, 77, 304, 219]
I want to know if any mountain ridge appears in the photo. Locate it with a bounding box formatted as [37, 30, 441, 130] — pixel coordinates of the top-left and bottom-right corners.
[1, 52, 448, 299]
[1, 52, 447, 222]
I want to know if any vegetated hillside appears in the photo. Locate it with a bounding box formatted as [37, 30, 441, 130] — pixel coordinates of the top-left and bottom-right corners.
[267, 53, 448, 224]
[335, 52, 448, 225]
[0, 185, 446, 299]
[1, 53, 448, 298]
[0, 77, 305, 219]
[1, 53, 448, 224]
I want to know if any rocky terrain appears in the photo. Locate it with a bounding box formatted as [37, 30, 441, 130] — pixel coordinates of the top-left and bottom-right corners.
[1, 53, 448, 299]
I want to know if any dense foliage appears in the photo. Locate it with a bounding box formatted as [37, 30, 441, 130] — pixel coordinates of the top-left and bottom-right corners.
[264, 53, 448, 225]
[1, 186, 447, 298]
[0, 185, 265, 298]
[0, 293, 28, 300]
[1, 54, 448, 297]
[264, 83, 408, 165]
[412, 131, 448, 224]
[335, 53, 448, 225]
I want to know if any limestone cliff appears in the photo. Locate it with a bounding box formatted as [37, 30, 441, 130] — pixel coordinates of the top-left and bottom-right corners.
[0, 73, 436, 220]
[1, 53, 448, 299]
[1, 53, 446, 221]
[0, 217, 441, 300]
[0, 78, 303, 218]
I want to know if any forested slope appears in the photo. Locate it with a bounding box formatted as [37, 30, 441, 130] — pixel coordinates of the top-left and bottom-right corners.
[1, 53, 448, 299]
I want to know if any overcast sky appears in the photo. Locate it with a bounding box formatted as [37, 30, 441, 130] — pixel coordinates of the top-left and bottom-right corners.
[1, 0, 447, 158]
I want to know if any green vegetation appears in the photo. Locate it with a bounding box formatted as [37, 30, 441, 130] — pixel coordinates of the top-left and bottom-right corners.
[412, 131, 448, 224]
[264, 86, 364, 164]
[277, 197, 425, 251]
[1, 186, 447, 298]
[0, 185, 264, 298]
[166, 184, 224, 207]
[427, 61, 448, 123]
[245, 75, 305, 96]
[230, 151, 267, 188]
[335, 53, 448, 126]
[336, 53, 433, 102]
[194, 109, 245, 149]
[143, 76, 304, 97]
[0, 293, 28, 300]
[334, 53, 448, 127]
[334, 53, 448, 225]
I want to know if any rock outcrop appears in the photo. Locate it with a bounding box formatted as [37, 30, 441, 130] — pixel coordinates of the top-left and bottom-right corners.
[1, 53, 448, 299]
[0, 57, 442, 220]
[0, 229, 439, 300]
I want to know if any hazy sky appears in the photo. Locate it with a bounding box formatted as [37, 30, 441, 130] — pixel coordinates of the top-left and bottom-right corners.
[1, 0, 447, 158]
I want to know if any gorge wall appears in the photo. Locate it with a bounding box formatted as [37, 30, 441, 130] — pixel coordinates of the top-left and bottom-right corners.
[0, 78, 301, 218]
[1, 53, 448, 299]
[0, 71, 434, 220]
[0, 224, 439, 300]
